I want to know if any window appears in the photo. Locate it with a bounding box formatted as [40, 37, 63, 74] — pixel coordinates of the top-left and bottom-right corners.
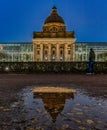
[60, 50, 63, 55]
[52, 50, 55, 55]
[50, 27, 57, 32]
[45, 50, 47, 55]
[37, 50, 40, 55]
[37, 45, 40, 48]
[68, 50, 71, 54]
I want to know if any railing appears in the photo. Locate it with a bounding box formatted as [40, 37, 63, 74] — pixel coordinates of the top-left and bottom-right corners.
[0, 62, 107, 73]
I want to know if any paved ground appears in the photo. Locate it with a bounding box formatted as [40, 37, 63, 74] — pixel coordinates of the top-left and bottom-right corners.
[0, 74, 107, 130]
[0, 73, 107, 104]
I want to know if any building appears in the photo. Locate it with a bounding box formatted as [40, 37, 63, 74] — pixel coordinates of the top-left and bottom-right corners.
[0, 43, 33, 62]
[0, 7, 107, 62]
[33, 7, 76, 62]
[75, 42, 107, 61]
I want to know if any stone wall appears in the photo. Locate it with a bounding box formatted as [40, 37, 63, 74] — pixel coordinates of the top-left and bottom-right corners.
[0, 62, 107, 73]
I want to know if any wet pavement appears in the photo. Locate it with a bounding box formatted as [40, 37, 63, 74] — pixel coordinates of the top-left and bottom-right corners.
[0, 86, 107, 130]
[0, 74, 107, 130]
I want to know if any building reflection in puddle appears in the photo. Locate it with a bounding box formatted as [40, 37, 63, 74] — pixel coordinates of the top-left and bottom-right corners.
[33, 87, 75, 123]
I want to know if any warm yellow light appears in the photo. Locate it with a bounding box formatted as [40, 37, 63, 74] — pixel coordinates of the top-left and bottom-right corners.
[33, 87, 76, 93]
[0, 45, 3, 50]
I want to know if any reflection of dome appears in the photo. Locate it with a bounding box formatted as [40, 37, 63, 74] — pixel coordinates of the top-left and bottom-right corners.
[34, 93, 74, 122]
[33, 87, 75, 122]
[44, 6, 65, 24]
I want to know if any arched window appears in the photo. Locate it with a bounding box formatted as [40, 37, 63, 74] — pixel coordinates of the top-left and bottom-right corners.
[37, 50, 40, 55]
[60, 50, 63, 55]
[50, 27, 57, 32]
[52, 50, 55, 55]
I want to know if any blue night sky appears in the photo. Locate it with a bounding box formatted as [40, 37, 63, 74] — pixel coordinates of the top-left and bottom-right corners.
[0, 0, 107, 42]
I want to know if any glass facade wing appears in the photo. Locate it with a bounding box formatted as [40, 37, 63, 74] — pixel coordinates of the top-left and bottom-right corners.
[0, 42, 33, 62]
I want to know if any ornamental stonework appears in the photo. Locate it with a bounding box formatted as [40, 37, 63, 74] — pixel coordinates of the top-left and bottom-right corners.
[33, 7, 76, 62]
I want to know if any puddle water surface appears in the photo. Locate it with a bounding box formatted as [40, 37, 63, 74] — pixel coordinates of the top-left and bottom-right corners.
[10, 86, 107, 130]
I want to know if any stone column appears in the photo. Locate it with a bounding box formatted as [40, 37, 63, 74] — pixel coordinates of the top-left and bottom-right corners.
[40, 44, 43, 61]
[56, 44, 59, 61]
[33, 43, 36, 61]
[71, 43, 75, 61]
[64, 44, 68, 61]
[48, 44, 51, 61]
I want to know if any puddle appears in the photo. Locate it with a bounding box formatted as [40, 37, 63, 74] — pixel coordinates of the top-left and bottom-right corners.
[2, 86, 107, 130]
[11, 86, 106, 130]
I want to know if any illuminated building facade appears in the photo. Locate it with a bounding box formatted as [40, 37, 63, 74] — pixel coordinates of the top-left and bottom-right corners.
[0, 7, 107, 62]
[0, 43, 33, 62]
[75, 42, 107, 61]
[33, 7, 76, 61]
